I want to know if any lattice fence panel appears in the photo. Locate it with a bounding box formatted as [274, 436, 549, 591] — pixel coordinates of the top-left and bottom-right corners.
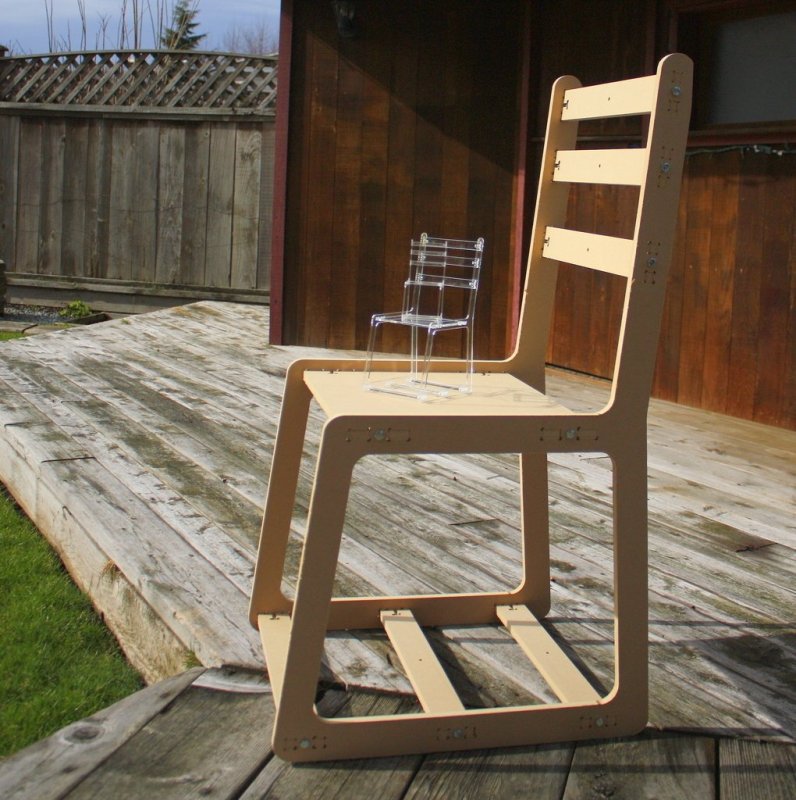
[0, 50, 278, 113]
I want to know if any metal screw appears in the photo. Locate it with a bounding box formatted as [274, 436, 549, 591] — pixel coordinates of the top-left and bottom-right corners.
[373, 428, 387, 441]
[299, 738, 312, 749]
[565, 428, 578, 440]
[660, 161, 671, 174]
[453, 728, 464, 739]
[647, 257, 657, 268]
[671, 85, 682, 97]
[595, 717, 605, 728]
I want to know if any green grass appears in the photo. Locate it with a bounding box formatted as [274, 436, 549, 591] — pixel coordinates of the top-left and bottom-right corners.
[0, 486, 144, 756]
[0, 331, 23, 342]
[0, 340, 144, 756]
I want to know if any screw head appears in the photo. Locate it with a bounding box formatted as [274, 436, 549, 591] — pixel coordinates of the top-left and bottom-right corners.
[660, 161, 671, 174]
[671, 85, 682, 97]
[299, 738, 312, 749]
[373, 428, 387, 441]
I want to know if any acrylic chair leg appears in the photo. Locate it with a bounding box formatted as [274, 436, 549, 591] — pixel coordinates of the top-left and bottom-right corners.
[514, 451, 552, 617]
[364, 319, 381, 381]
[410, 326, 420, 381]
[465, 324, 475, 392]
[249, 370, 313, 623]
[420, 328, 437, 389]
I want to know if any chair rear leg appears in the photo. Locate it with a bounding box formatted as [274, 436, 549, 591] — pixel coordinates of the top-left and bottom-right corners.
[514, 451, 552, 617]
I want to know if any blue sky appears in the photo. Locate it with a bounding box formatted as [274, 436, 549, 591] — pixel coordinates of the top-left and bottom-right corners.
[2, 0, 281, 54]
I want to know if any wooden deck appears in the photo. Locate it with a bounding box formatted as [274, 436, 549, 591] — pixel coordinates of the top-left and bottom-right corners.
[2, 666, 794, 800]
[0, 301, 794, 792]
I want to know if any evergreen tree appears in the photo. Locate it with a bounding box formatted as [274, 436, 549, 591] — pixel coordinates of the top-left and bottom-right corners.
[160, 0, 206, 50]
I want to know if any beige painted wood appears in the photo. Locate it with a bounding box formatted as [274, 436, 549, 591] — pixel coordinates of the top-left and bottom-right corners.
[380, 610, 465, 714]
[258, 614, 291, 701]
[250, 54, 694, 761]
[240, 691, 421, 799]
[561, 74, 657, 120]
[542, 226, 635, 276]
[554, 148, 646, 186]
[496, 604, 601, 705]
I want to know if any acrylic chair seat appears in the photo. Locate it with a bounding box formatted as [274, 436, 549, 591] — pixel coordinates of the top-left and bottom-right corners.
[249, 53, 693, 762]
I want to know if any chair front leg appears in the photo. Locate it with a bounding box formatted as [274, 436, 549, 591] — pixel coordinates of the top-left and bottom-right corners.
[249, 367, 314, 624]
[273, 424, 358, 742]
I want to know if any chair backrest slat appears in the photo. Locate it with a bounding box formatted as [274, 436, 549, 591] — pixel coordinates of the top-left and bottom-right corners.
[554, 149, 646, 186]
[561, 74, 657, 120]
[404, 234, 484, 323]
[543, 227, 635, 277]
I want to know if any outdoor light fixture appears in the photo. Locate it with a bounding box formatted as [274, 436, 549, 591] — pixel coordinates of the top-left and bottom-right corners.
[331, 1, 357, 38]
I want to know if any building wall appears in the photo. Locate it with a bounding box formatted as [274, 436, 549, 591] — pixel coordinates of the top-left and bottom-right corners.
[280, 0, 528, 359]
[531, 0, 796, 429]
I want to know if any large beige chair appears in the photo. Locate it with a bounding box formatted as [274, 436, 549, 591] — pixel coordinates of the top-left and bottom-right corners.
[249, 53, 693, 762]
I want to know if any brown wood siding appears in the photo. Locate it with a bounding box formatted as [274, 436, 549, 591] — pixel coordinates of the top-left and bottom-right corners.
[529, 0, 796, 430]
[545, 151, 796, 431]
[281, 0, 528, 359]
[0, 112, 274, 297]
[660, 149, 796, 430]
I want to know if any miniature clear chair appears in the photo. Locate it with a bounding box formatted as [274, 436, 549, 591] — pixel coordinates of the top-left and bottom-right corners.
[250, 54, 693, 762]
[363, 233, 485, 400]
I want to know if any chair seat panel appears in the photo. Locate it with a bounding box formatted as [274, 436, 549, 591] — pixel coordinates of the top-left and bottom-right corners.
[305, 369, 573, 419]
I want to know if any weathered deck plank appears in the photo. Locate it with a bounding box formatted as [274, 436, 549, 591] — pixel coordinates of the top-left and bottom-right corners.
[0, 669, 205, 800]
[0, 302, 794, 745]
[2, 669, 794, 799]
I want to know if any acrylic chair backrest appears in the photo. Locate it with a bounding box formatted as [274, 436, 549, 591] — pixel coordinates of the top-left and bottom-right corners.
[404, 234, 484, 325]
[509, 53, 692, 420]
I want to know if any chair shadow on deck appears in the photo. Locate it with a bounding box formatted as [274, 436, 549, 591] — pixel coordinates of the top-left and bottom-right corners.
[249, 54, 694, 761]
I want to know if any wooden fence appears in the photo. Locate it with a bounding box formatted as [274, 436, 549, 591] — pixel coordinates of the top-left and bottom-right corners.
[0, 50, 277, 311]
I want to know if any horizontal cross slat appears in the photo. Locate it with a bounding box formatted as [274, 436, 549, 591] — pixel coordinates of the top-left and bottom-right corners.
[496, 605, 601, 705]
[380, 610, 465, 714]
[554, 149, 646, 186]
[562, 74, 656, 120]
[543, 226, 635, 277]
